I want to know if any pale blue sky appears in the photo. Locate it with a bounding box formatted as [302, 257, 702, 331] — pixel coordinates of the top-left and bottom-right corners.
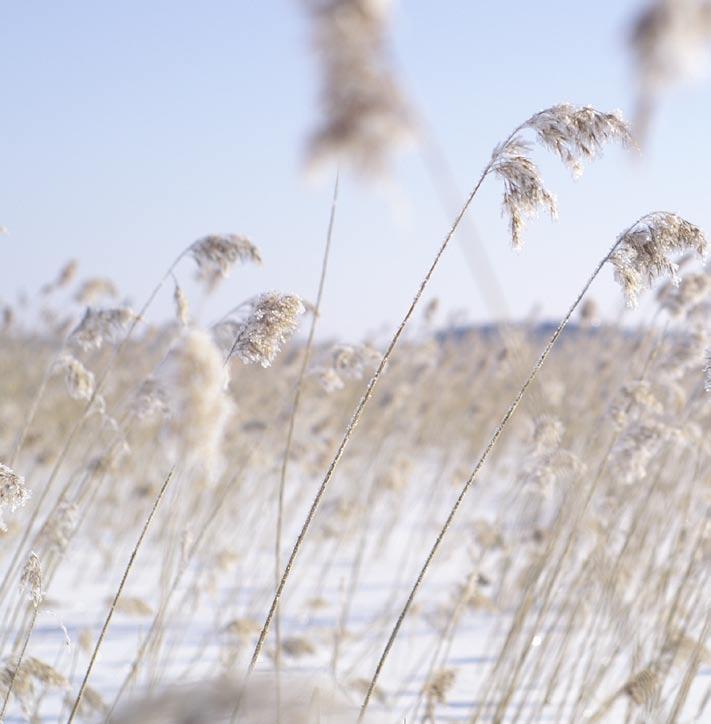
[2, 1, 709, 340]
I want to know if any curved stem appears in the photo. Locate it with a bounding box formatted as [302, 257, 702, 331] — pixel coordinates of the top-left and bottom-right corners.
[274, 170, 339, 705]
[9, 357, 55, 467]
[358, 236, 622, 719]
[246, 159, 492, 679]
[0, 602, 39, 720]
[66, 468, 175, 724]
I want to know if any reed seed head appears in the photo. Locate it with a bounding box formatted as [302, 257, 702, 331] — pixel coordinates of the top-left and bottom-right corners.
[74, 277, 119, 305]
[304, 0, 413, 175]
[0, 463, 30, 532]
[69, 307, 137, 351]
[173, 282, 190, 326]
[162, 328, 233, 468]
[20, 552, 43, 608]
[223, 292, 305, 368]
[54, 353, 95, 401]
[190, 234, 262, 290]
[609, 212, 707, 307]
[491, 104, 631, 248]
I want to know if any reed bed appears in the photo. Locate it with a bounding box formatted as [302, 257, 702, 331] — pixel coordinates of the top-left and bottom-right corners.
[1, 1, 710, 722]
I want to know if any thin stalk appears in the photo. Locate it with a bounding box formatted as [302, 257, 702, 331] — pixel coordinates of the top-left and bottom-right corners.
[358, 233, 625, 719]
[245, 142, 499, 682]
[9, 359, 54, 466]
[273, 170, 339, 705]
[66, 468, 175, 724]
[106, 449, 256, 719]
[0, 602, 39, 720]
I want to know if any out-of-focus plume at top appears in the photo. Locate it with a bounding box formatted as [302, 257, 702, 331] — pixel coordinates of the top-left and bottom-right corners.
[303, 0, 414, 177]
[629, 0, 711, 141]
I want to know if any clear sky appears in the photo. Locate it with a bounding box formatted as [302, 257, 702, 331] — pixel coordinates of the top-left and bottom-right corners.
[2, 1, 709, 341]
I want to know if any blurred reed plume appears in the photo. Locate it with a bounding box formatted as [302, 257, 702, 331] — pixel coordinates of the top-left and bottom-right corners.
[0, 463, 30, 532]
[111, 674, 373, 723]
[610, 212, 707, 307]
[303, 0, 413, 175]
[630, 0, 711, 140]
[190, 234, 262, 291]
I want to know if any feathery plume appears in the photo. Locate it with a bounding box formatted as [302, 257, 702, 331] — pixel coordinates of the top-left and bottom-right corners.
[74, 277, 119, 305]
[491, 139, 557, 249]
[173, 281, 190, 326]
[312, 343, 381, 391]
[162, 328, 233, 468]
[190, 234, 261, 290]
[54, 353, 95, 401]
[609, 212, 707, 307]
[20, 552, 43, 608]
[610, 420, 680, 484]
[304, 0, 413, 175]
[658, 327, 708, 380]
[41, 260, 78, 295]
[39, 503, 79, 553]
[623, 666, 659, 707]
[657, 270, 711, 316]
[518, 415, 584, 497]
[132, 378, 170, 422]
[69, 307, 137, 351]
[21, 656, 68, 689]
[629, 0, 711, 139]
[609, 380, 663, 428]
[525, 104, 632, 177]
[423, 669, 456, 722]
[221, 292, 305, 368]
[315, 366, 345, 393]
[0, 463, 30, 532]
[332, 344, 382, 378]
[491, 104, 631, 248]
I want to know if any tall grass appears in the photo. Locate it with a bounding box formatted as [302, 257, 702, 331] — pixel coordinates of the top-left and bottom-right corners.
[0, 2, 709, 723]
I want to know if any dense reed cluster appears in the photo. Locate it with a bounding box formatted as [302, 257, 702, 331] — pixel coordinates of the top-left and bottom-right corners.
[0, 227, 708, 721]
[2, 2, 710, 723]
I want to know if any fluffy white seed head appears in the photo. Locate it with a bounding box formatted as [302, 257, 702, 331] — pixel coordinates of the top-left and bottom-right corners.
[69, 307, 137, 351]
[39, 502, 79, 553]
[221, 292, 305, 368]
[190, 235, 261, 291]
[525, 104, 632, 177]
[54, 353, 95, 401]
[630, 0, 711, 138]
[657, 271, 711, 316]
[132, 378, 170, 422]
[0, 463, 31, 532]
[20, 552, 43, 608]
[74, 277, 119, 305]
[173, 282, 190, 326]
[161, 328, 233, 469]
[41, 259, 79, 295]
[304, 0, 413, 175]
[609, 212, 707, 307]
[491, 105, 631, 248]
